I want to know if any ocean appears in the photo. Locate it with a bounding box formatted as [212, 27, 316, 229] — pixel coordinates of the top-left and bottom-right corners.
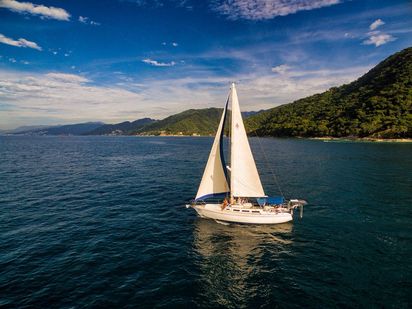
[0, 136, 411, 308]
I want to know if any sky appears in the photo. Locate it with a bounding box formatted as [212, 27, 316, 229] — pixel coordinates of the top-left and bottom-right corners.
[0, 0, 411, 130]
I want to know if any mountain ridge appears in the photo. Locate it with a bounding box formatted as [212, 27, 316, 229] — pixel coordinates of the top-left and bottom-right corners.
[85, 118, 156, 135]
[5, 122, 104, 136]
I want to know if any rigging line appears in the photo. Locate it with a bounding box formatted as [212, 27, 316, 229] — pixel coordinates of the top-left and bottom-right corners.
[250, 130, 287, 199]
[228, 86, 233, 201]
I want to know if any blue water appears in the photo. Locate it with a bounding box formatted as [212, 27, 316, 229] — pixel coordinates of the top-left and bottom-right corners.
[0, 136, 411, 308]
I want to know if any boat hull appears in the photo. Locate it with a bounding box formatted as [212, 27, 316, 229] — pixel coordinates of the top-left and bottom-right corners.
[192, 204, 293, 225]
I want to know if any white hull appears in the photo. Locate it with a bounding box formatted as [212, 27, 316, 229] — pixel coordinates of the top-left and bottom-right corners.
[192, 203, 293, 225]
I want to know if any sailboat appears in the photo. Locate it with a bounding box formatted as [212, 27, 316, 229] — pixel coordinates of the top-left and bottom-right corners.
[187, 83, 307, 224]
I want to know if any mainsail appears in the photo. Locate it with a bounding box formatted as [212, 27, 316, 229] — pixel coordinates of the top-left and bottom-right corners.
[195, 98, 230, 200]
[230, 83, 266, 198]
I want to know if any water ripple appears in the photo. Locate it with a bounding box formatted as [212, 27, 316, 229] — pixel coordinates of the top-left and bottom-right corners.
[0, 136, 411, 308]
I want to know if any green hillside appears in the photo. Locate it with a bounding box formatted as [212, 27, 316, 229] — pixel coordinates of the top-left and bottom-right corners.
[86, 118, 155, 135]
[246, 47, 412, 138]
[136, 108, 223, 135]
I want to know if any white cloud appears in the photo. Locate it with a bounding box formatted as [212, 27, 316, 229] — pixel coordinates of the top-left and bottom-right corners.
[45, 73, 89, 83]
[369, 18, 384, 30]
[0, 33, 42, 50]
[271, 64, 291, 75]
[363, 19, 396, 47]
[114, 64, 371, 116]
[363, 33, 396, 47]
[0, 0, 70, 21]
[161, 42, 179, 47]
[211, 0, 341, 20]
[142, 58, 176, 67]
[78, 15, 100, 26]
[230, 65, 371, 110]
[78, 16, 87, 23]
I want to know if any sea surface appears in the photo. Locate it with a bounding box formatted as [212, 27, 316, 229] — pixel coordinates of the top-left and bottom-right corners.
[0, 136, 411, 308]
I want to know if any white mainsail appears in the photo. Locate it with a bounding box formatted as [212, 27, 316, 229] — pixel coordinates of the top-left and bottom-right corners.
[195, 99, 230, 200]
[230, 83, 266, 198]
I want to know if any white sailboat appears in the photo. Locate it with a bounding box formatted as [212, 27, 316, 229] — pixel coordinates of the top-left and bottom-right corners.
[187, 83, 306, 224]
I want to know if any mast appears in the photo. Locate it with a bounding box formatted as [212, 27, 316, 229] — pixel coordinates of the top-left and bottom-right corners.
[230, 83, 235, 204]
[229, 85, 233, 204]
[230, 83, 265, 202]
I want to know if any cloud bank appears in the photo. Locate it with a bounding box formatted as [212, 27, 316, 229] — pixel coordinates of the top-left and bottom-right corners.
[0, 63, 370, 129]
[0, 71, 145, 129]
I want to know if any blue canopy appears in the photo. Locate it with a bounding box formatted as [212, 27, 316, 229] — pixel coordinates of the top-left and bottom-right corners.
[257, 196, 285, 206]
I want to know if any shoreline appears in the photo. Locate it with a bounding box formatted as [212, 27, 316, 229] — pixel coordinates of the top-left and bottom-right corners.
[2, 134, 411, 143]
[308, 137, 412, 143]
[136, 135, 412, 142]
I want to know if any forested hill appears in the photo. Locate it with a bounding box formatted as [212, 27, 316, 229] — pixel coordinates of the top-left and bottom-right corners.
[246, 47, 412, 138]
[135, 108, 223, 135]
[86, 118, 155, 135]
[135, 108, 263, 135]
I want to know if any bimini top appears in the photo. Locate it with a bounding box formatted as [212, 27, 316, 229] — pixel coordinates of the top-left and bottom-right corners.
[257, 196, 285, 206]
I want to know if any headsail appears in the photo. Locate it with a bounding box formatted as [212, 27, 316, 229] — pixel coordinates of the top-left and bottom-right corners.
[230, 83, 266, 198]
[195, 98, 230, 200]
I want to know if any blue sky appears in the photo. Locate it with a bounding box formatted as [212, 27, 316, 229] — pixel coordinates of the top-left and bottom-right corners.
[0, 0, 411, 129]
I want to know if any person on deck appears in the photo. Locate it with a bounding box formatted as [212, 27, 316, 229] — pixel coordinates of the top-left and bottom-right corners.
[222, 198, 228, 210]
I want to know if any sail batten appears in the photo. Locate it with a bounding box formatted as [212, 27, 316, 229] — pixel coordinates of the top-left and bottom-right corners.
[195, 98, 229, 201]
[230, 83, 266, 198]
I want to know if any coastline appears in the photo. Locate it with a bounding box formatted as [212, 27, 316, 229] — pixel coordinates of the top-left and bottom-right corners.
[2, 134, 411, 143]
[138, 135, 412, 143]
[309, 137, 412, 143]
[136, 134, 412, 143]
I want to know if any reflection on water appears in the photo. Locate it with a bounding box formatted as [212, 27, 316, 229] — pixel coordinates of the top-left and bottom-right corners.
[193, 219, 293, 308]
